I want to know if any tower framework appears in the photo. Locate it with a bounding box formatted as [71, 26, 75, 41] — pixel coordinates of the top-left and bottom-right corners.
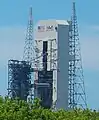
[8, 8, 34, 101]
[68, 2, 87, 109]
[23, 7, 34, 63]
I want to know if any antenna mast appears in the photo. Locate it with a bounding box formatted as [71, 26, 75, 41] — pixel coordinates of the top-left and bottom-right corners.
[68, 1, 87, 109]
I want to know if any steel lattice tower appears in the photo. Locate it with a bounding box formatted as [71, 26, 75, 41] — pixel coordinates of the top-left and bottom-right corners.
[22, 7, 34, 100]
[8, 7, 34, 101]
[23, 7, 34, 63]
[68, 1, 87, 109]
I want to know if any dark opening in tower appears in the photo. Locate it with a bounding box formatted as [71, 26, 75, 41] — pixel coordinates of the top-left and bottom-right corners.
[43, 41, 48, 71]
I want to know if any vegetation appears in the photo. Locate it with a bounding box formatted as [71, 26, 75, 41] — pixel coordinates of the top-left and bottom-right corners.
[0, 96, 98, 120]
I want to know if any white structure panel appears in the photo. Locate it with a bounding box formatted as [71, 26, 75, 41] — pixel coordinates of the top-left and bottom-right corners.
[56, 24, 69, 110]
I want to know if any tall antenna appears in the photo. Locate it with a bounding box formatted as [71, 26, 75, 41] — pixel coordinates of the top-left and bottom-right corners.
[68, 1, 87, 109]
[23, 7, 34, 63]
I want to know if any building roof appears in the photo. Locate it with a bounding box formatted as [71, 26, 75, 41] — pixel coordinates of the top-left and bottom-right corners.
[56, 20, 69, 25]
[36, 19, 70, 26]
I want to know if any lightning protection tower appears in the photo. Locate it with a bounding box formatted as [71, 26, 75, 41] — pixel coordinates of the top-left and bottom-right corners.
[22, 7, 34, 100]
[8, 7, 34, 101]
[68, 1, 87, 109]
[23, 7, 34, 63]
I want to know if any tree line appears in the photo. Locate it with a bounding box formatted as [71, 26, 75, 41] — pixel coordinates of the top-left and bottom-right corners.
[0, 96, 98, 120]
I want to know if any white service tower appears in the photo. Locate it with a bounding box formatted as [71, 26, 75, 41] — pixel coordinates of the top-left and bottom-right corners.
[34, 20, 70, 110]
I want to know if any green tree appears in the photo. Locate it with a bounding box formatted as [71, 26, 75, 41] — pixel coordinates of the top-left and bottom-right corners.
[0, 96, 99, 120]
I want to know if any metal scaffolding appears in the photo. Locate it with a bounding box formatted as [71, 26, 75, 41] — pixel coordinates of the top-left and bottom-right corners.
[8, 60, 32, 100]
[68, 1, 87, 109]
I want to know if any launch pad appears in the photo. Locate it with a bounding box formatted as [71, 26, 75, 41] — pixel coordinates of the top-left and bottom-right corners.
[7, 2, 87, 110]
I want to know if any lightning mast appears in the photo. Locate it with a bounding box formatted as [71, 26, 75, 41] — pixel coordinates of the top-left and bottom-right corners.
[23, 7, 34, 63]
[68, 1, 87, 109]
[8, 7, 34, 100]
[23, 7, 35, 101]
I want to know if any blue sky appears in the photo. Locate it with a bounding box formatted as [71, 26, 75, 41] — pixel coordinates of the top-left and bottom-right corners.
[0, 0, 99, 110]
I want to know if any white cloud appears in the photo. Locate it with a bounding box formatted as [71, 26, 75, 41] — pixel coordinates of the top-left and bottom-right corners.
[0, 26, 26, 64]
[88, 25, 99, 31]
[79, 23, 99, 70]
[80, 36, 99, 70]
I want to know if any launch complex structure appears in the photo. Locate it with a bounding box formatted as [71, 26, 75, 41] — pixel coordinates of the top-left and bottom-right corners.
[7, 2, 87, 110]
